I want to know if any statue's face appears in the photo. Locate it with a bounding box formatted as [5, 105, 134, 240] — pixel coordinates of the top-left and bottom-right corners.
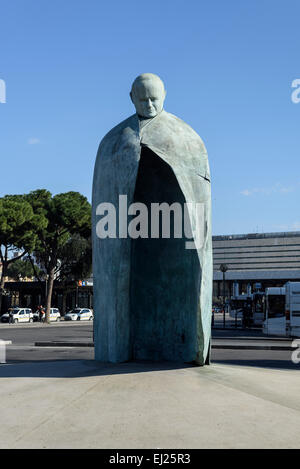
[131, 78, 166, 118]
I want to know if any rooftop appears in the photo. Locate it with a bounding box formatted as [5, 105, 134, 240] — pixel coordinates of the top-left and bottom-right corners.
[213, 231, 300, 241]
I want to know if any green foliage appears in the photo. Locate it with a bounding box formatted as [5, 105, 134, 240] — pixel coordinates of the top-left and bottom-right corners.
[7, 258, 42, 280]
[0, 188, 91, 306]
[58, 234, 92, 282]
[24, 190, 91, 321]
[0, 196, 36, 253]
[26, 190, 91, 272]
[0, 189, 91, 317]
[0, 192, 48, 311]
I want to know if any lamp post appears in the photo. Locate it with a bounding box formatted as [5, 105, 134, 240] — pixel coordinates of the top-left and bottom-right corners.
[220, 263, 228, 328]
[75, 281, 80, 308]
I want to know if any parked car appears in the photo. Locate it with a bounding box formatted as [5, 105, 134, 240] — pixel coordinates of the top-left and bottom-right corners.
[33, 308, 61, 322]
[1, 308, 34, 323]
[64, 308, 93, 321]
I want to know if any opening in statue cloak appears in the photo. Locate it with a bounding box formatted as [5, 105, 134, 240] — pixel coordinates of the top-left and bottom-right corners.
[131, 146, 201, 361]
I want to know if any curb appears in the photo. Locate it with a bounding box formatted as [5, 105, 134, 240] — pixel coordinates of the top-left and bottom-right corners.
[212, 327, 261, 331]
[34, 341, 295, 351]
[35, 341, 94, 347]
[212, 336, 292, 342]
[212, 344, 294, 351]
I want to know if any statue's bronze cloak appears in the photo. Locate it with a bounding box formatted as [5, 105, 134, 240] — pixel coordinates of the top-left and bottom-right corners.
[92, 110, 212, 365]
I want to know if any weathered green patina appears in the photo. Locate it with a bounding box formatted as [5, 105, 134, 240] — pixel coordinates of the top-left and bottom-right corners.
[92, 74, 212, 365]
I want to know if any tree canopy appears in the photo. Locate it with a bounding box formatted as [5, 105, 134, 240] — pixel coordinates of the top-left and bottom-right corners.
[7, 258, 42, 280]
[0, 189, 91, 318]
[0, 194, 45, 311]
[25, 190, 91, 322]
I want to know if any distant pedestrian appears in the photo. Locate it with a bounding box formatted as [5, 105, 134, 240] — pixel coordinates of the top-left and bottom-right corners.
[38, 305, 45, 322]
[8, 309, 14, 324]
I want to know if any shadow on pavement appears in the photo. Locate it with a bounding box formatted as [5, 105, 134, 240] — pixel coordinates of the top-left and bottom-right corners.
[0, 356, 299, 378]
[0, 359, 199, 378]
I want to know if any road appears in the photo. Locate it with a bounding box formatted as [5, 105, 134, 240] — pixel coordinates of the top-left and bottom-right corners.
[0, 322, 298, 370]
[0, 322, 94, 362]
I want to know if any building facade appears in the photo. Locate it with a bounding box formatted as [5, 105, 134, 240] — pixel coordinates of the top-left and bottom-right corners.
[213, 231, 300, 301]
[2, 280, 93, 315]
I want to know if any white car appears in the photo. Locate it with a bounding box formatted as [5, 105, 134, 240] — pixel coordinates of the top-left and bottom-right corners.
[1, 308, 34, 323]
[64, 308, 93, 321]
[33, 308, 61, 322]
[49, 308, 61, 322]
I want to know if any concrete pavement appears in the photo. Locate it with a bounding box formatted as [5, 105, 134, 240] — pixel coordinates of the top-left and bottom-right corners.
[1, 358, 300, 449]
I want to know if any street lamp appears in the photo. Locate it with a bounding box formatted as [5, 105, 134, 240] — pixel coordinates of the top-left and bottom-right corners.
[219, 263, 228, 328]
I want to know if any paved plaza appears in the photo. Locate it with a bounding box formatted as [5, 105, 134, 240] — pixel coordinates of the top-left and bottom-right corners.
[0, 323, 299, 449]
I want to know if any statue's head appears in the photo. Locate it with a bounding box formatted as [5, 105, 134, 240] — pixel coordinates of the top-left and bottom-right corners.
[130, 73, 166, 118]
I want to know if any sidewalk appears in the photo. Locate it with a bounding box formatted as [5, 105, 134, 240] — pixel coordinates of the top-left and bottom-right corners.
[212, 337, 295, 351]
[212, 327, 298, 349]
[0, 359, 300, 448]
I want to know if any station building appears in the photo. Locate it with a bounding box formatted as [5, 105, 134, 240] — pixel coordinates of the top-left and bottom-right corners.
[213, 231, 300, 301]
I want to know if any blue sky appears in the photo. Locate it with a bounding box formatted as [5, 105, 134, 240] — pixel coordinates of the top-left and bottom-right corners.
[0, 0, 299, 235]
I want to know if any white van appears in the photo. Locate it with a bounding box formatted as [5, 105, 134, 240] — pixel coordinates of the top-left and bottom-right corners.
[286, 282, 300, 337]
[1, 308, 34, 323]
[263, 287, 286, 336]
[263, 282, 300, 337]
